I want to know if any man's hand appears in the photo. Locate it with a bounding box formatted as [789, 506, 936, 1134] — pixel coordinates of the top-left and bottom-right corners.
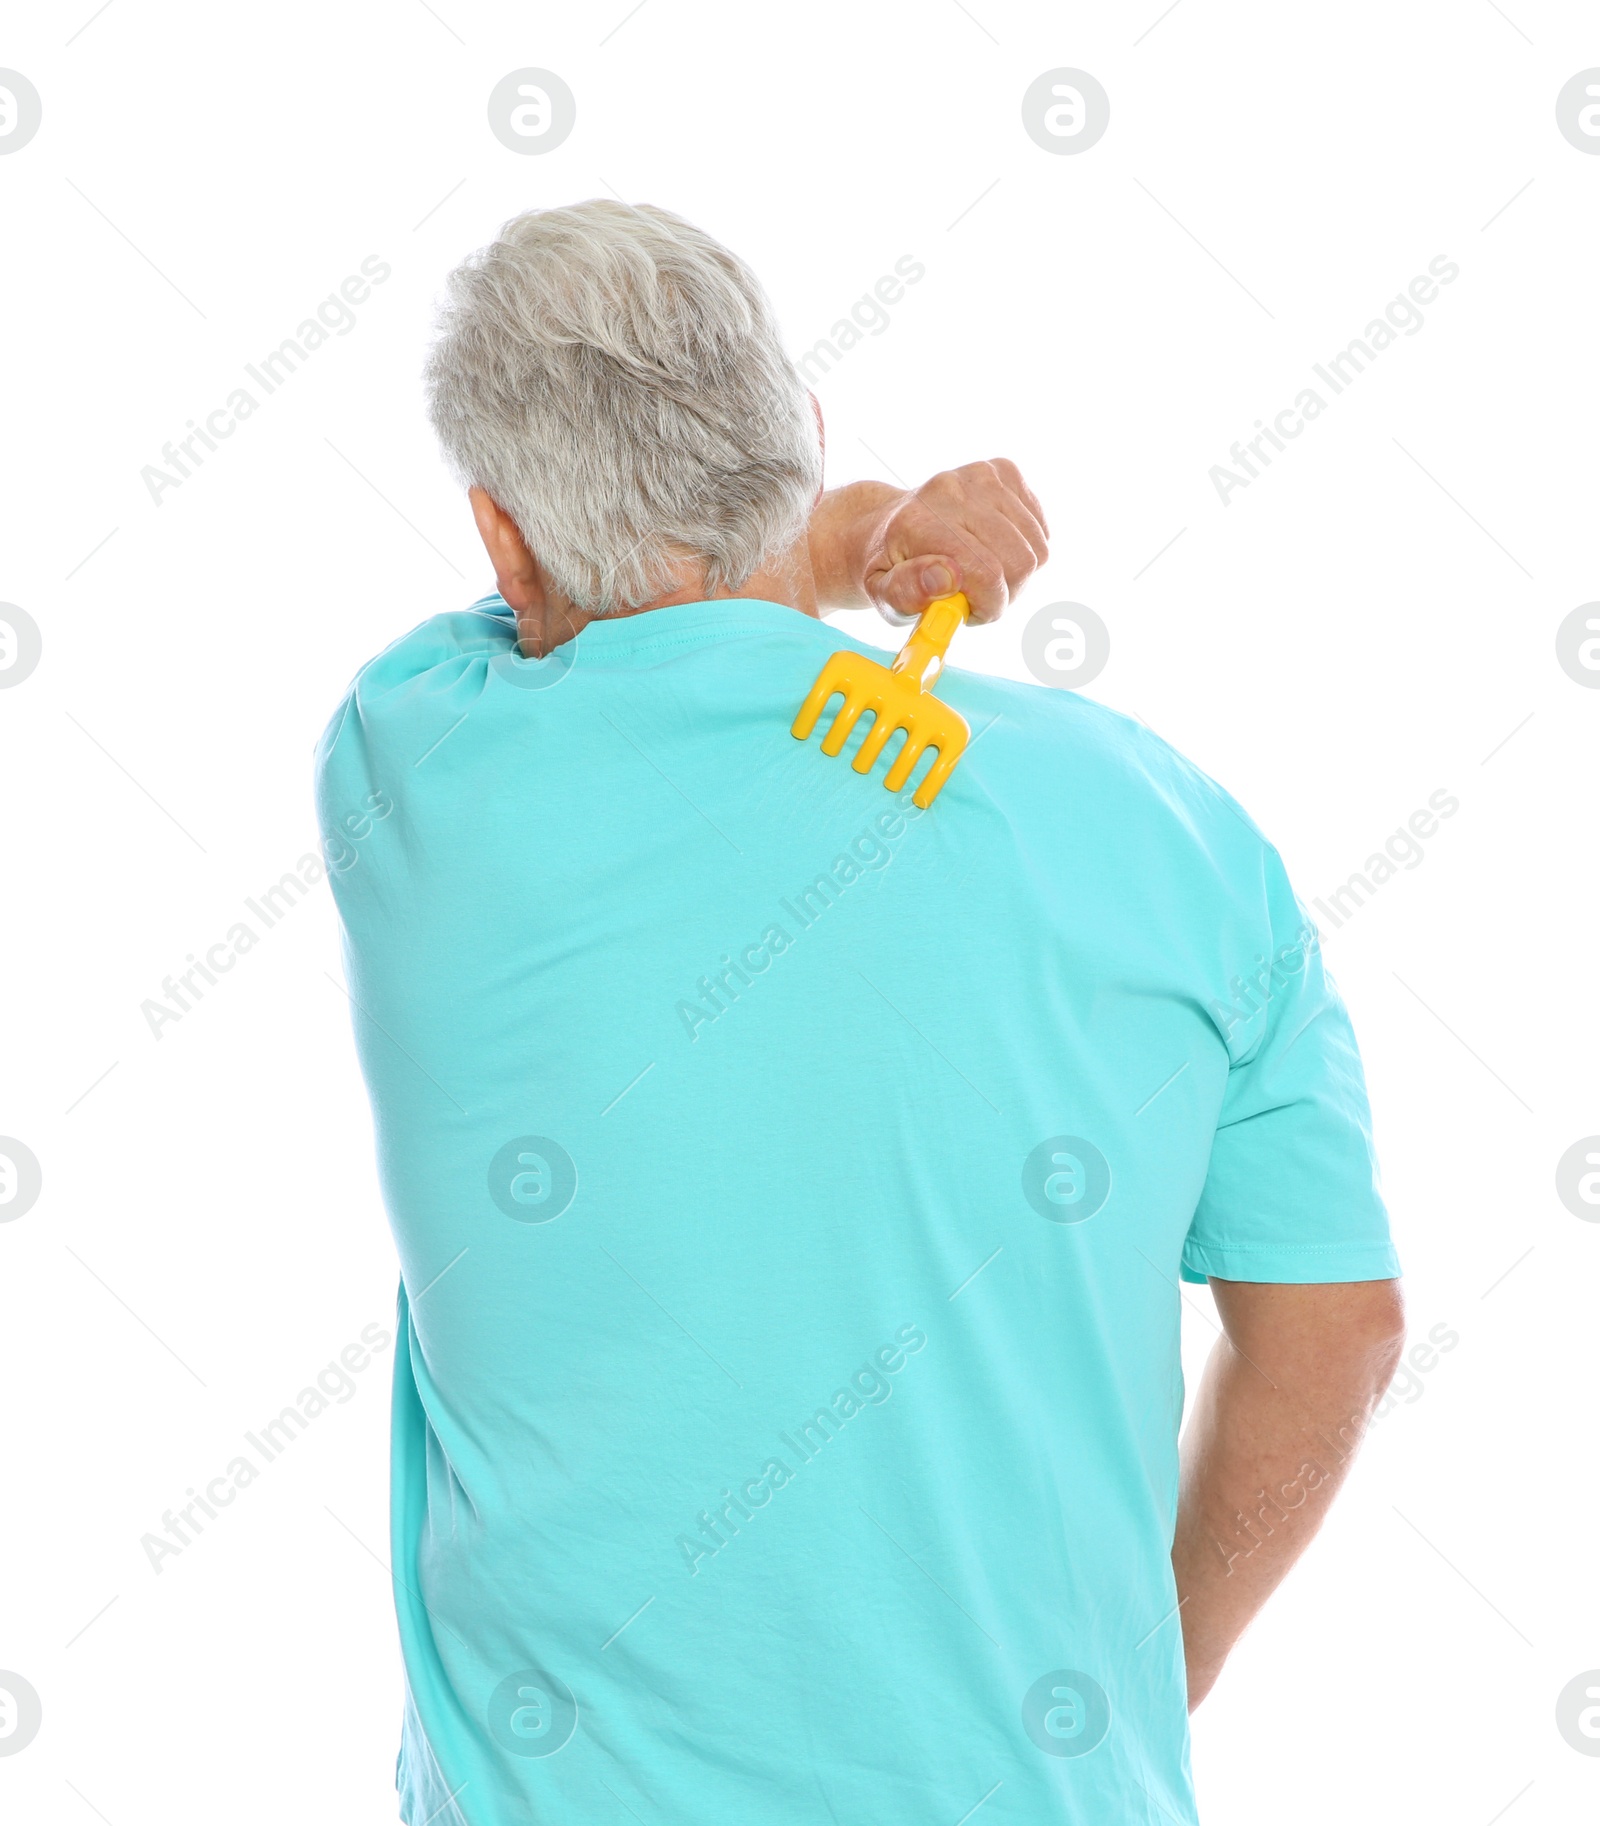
[807, 463, 1050, 624]
[1171, 1278, 1406, 1710]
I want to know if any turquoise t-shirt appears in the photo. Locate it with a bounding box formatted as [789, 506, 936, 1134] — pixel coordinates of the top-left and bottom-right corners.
[315, 594, 1398, 1826]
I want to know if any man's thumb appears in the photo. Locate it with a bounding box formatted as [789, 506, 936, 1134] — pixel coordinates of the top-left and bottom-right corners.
[870, 557, 959, 620]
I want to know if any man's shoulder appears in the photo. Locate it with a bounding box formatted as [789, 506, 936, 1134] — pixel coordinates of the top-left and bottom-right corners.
[313, 598, 512, 805]
[347, 596, 512, 705]
[318, 596, 510, 730]
[940, 660, 1271, 864]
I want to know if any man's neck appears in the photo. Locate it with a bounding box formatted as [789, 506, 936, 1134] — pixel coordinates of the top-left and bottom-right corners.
[514, 549, 817, 657]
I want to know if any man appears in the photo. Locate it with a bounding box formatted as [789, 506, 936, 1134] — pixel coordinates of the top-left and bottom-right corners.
[317, 200, 1403, 1826]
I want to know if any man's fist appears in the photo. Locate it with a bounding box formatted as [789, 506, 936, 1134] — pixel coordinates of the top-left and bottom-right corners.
[807, 463, 1050, 625]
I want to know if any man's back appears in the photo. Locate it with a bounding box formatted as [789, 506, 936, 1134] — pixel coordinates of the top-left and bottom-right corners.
[317, 594, 1394, 1826]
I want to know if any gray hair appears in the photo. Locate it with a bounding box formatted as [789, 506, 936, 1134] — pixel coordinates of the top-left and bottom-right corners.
[425, 200, 821, 615]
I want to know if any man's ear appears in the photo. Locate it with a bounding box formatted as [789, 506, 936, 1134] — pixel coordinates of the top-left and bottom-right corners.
[469, 486, 545, 615]
[808, 390, 825, 502]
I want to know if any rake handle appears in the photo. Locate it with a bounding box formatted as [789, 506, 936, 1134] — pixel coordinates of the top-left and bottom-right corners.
[890, 592, 970, 688]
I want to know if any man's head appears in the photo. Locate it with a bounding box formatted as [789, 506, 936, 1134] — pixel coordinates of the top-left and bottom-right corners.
[426, 200, 822, 631]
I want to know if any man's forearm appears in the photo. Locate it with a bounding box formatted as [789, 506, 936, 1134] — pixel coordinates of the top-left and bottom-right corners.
[804, 463, 1048, 621]
[807, 482, 906, 610]
[1171, 1279, 1405, 1708]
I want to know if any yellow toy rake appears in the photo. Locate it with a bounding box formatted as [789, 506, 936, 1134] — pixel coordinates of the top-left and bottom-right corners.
[791, 592, 971, 808]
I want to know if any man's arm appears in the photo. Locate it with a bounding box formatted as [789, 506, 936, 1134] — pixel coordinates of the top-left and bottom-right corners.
[807, 463, 1050, 623]
[1171, 1278, 1406, 1709]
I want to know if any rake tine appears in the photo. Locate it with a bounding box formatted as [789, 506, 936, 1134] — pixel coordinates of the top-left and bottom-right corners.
[820, 692, 873, 757]
[913, 736, 967, 808]
[852, 709, 905, 775]
[792, 662, 848, 740]
[883, 735, 928, 794]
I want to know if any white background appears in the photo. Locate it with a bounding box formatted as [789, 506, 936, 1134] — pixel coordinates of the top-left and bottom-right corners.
[2, 2, 1597, 1822]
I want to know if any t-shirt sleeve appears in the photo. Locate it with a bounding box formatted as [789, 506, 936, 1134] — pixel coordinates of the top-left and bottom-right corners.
[1181, 843, 1401, 1285]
